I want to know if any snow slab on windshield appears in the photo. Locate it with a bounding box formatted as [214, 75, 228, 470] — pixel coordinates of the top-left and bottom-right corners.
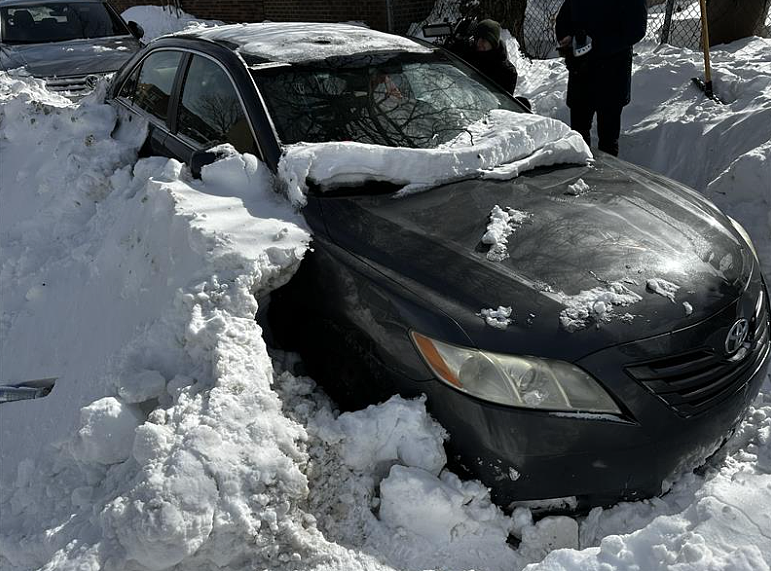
[279, 110, 592, 205]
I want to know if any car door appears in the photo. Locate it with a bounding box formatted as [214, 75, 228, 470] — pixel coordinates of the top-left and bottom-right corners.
[113, 49, 184, 156]
[164, 52, 260, 163]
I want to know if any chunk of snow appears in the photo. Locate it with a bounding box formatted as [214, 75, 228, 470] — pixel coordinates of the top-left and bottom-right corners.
[70, 397, 143, 465]
[559, 283, 643, 332]
[520, 516, 579, 559]
[479, 305, 514, 329]
[379, 465, 512, 545]
[647, 277, 681, 303]
[566, 178, 590, 196]
[316, 395, 447, 475]
[684, 301, 694, 316]
[118, 369, 167, 403]
[482, 205, 529, 262]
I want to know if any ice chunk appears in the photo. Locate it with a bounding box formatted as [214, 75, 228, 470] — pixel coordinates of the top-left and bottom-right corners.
[482, 205, 529, 262]
[566, 178, 590, 196]
[647, 277, 680, 303]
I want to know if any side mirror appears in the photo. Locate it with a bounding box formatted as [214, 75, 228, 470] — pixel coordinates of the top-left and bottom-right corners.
[127, 21, 144, 40]
[189, 149, 219, 179]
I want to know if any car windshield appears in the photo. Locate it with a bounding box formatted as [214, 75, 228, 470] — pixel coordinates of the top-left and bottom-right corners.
[0, 2, 129, 44]
[251, 51, 526, 149]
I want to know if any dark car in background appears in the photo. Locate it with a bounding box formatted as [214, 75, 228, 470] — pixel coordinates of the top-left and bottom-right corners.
[0, 0, 143, 95]
[105, 23, 770, 509]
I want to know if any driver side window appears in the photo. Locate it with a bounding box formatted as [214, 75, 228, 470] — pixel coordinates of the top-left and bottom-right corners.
[176, 55, 258, 156]
[128, 50, 183, 123]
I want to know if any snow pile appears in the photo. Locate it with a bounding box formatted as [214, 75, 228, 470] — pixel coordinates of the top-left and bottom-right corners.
[122, 6, 222, 42]
[0, 73, 344, 570]
[278, 383, 577, 571]
[482, 205, 530, 262]
[559, 283, 643, 332]
[279, 110, 592, 205]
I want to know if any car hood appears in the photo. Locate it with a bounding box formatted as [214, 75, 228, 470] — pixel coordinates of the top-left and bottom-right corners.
[317, 155, 753, 360]
[0, 36, 138, 76]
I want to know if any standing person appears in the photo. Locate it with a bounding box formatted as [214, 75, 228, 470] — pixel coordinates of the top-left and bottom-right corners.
[449, 19, 519, 95]
[556, 0, 647, 156]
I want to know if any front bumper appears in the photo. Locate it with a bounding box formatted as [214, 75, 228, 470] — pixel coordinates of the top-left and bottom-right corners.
[397, 284, 770, 509]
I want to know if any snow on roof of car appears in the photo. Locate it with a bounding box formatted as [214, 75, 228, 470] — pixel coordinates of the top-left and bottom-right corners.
[0, 0, 100, 5]
[185, 22, 433, 63]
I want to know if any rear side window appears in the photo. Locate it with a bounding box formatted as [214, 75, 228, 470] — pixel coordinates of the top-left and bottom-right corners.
[133, 50, 183, 123]
[177, 55, 257, 155]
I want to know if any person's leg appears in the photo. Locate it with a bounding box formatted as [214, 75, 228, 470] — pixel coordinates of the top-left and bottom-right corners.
[570, 105, 594, 147]
[596, 106, 623, 156]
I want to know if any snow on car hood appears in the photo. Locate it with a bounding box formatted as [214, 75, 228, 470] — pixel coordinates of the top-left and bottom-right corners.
[0, 36, 140, 77]
[278, 110, 593, 205]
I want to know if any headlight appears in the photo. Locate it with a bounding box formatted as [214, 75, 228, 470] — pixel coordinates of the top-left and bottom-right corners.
[728, 216, 758, 262]
[411, 332, 621, 414]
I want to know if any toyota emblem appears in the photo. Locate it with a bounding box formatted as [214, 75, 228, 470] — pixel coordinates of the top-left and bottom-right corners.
[725, 319, 749, 354]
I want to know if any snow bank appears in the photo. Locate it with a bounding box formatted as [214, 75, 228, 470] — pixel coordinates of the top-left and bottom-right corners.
[121, 6, 222, 42]
[0, 72, 342, 570]
[279, 110, 592, 205]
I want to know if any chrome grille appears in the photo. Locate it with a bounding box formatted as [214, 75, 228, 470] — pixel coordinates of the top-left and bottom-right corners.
[45, 74, 100, 94]
[626, 293, 769, 418]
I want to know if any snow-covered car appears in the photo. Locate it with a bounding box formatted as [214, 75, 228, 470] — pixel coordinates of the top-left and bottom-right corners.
[106, 23, 770, 509]
[0, 0, 143, 95]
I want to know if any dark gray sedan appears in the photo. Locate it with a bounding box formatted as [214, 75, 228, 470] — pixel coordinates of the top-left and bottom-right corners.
[106, 23, 770, 509]
[0, 0, 142, 95]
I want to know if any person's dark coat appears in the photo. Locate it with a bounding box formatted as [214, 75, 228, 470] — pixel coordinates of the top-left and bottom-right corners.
[556, 0, 647, 109]
[450, 40, 518, 95]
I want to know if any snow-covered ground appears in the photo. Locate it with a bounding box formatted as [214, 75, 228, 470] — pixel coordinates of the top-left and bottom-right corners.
[1, 7, 770, 571]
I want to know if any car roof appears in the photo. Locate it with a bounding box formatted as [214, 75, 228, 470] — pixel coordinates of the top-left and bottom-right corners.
[175, 22, 432, 64]
[0, 0, 106, 6]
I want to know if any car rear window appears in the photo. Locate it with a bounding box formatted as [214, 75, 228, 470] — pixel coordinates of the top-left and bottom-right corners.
[251, 51, 524, 149]
[0, 2, 129, 44]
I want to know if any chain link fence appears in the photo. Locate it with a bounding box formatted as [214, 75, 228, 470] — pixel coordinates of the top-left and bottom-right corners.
[415, 0, 771, 59]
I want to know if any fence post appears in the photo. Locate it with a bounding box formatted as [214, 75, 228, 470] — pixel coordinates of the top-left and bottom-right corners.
[385, 0, 395, 33]
[660, 0, 676, 44]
